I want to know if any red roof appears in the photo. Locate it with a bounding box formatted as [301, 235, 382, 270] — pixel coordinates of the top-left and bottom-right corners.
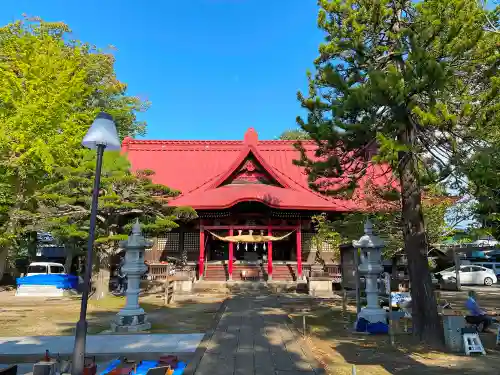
[122, 128, 396, 211]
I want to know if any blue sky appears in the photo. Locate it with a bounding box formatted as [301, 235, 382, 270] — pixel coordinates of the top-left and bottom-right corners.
[1, 0, 323, 140]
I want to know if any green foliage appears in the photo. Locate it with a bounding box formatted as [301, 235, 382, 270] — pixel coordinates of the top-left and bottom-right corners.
[465, 146, 500, 238]
[278, 129, 311, 140]
[312, 189, 458, 260]
[296, 0, 499, 192]
[0, 17, 148, 251]
[296, 0, 499, 340]
[36, 151, 196, 255]
[311, 213, 343, 263]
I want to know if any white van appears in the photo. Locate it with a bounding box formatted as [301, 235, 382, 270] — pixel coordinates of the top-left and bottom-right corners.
[472, 262, 500, 278]
[26, 262, 66, 276]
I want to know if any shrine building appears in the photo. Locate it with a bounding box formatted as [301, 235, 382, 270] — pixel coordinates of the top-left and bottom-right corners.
[122, 128, 392, 282]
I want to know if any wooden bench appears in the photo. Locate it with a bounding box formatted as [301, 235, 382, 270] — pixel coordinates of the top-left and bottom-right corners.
[241, 269, 260, 281]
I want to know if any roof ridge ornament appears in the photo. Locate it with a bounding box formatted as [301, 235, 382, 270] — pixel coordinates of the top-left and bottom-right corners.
[364, 220, 373, 235]
[244, 127, 258, 145]
[132, 218, 142, 235]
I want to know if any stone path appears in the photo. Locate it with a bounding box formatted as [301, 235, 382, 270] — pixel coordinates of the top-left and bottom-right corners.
[188, 294, 324, 375]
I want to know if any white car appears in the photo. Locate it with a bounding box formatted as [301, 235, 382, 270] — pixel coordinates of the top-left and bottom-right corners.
[26, 262, 66, 276]
[436, 265, 497, 286]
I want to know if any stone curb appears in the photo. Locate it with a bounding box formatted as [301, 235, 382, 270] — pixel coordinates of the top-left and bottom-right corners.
[182, 298, 229, 375]
[0, 352, 193, 365]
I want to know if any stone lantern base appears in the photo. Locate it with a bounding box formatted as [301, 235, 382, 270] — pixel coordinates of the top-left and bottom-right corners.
[357, 306, 387, 324]
[110, 311, 151, 333]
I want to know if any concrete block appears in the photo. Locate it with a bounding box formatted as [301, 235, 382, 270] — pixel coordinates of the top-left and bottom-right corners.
[308, 279, 332, 297]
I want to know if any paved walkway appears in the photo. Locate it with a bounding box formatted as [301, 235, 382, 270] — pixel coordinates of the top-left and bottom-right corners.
[188, 295, 324, 375]
[0, 333, 203, 356]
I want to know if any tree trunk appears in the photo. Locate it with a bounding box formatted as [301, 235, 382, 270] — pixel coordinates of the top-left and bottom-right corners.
[94, 267, 111, 300]
[64, 246, 74, 274]
[0, 247, 8, 282]
[398, 127, 442, 345]
[92, 252, 111, 300]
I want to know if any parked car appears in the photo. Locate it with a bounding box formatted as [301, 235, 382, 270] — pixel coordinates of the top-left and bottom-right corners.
[435, 265, 497, 286]
[26, 262, 66, 276]
[472, 262, 500, 278]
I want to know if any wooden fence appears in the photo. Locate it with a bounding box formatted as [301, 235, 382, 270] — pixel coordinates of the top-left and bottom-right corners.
[146, 263, 197, 281]
[302, 264, 342, 283]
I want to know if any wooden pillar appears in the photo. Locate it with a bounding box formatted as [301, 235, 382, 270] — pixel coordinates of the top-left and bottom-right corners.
[267, 225, 273, 281]
[296, 222, 303, 279]
[179, 229, 186, 264]
[199, 223, 205, 279]
[228, 228, 234, 281]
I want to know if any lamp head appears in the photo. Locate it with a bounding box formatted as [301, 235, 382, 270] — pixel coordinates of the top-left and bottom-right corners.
[82, 112, 121, 150]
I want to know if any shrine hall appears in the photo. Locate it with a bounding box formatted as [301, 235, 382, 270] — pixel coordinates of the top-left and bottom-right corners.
[122, 128, 392, 282]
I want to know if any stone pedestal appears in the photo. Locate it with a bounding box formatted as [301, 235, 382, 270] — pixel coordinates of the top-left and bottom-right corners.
[110, 220, 152, 333]
[310, 263, 324, 276]
[111, 312, 151, 333]
[353, 221, 387, 324]
[16, 285, 73, 297]
[308, 278, 333, 297]
[175, 278, 194, 293]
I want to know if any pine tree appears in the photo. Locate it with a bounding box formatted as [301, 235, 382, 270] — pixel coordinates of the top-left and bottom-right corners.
[279, 129, 311, 140]
[36, 151, 197, 298]
[296, 0, 499, 343]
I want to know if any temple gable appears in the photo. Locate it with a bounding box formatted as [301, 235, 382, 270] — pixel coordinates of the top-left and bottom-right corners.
[220, 154, 282, 187]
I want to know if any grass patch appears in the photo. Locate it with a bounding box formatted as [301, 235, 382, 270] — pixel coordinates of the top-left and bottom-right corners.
[0, 291, 222, 337]
[284, 295, 500, 375]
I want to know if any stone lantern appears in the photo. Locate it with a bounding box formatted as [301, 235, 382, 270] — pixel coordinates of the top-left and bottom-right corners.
[111, 220, 152, 332]
[352, 220, 387, 324]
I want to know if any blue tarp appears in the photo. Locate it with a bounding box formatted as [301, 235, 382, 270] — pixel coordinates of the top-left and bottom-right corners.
[100, 360, 187, 375]
[356, 318, 389, 334]
[16, 274, 78, 289]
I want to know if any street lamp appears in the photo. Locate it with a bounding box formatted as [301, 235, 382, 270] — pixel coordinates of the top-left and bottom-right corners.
[71, 112, 120, 375]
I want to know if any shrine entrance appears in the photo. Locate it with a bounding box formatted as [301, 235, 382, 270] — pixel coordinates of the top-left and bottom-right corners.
[206, 229, 295, 262]
[197, 202, 305, 281]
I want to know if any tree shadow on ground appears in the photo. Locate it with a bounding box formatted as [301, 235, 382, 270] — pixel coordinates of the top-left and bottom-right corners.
[55, 295, 225, 336]
[4, 288, 500, 374]
[0, 288, 225, 337]
[276, 293, 500, 375]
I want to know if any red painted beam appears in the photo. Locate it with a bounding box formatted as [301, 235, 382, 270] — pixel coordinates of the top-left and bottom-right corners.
[228, 227, 234, 280]
[296, 223, 302, 279]
[203, 225, 297, 230]
[267, 224, 273, 280]
[199, 227, 205, 279]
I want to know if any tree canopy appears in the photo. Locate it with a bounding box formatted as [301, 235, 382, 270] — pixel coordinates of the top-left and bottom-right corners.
[36, 151, 194, 243]
[313, 187, 464, 262]
[465, 145, 500, 238]
[296, 0, 499, 343]
[35, 150, 197, 297]
[0, 18, 149, 253]
[278, 129, 311, 140]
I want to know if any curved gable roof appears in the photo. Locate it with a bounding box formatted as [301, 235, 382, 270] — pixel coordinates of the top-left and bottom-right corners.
[122, 128, 396, 211]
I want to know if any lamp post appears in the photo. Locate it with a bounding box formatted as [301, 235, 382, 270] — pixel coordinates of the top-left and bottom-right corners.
[71, 112, 121, 375]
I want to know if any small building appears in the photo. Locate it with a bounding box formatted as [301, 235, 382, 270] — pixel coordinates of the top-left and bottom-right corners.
[123, 128, 393, 282]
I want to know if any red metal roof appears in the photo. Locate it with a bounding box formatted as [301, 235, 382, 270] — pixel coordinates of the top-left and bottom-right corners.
[122, 128, 396, 211]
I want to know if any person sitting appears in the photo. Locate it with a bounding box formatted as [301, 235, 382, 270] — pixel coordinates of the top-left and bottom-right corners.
[465, 290, 495, 333]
